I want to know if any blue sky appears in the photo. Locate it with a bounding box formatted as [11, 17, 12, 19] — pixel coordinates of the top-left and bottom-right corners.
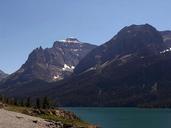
[0, 0, 171, 74]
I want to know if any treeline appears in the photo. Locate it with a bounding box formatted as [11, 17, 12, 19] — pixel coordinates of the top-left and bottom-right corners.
[0, 95, 54, 109]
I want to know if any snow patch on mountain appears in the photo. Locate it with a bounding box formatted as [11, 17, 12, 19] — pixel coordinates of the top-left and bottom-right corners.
[53, 75, 62, 80]
[160, 47, 171, 54]
[59, 37, 80, 44]
[62, 64, 75, 71]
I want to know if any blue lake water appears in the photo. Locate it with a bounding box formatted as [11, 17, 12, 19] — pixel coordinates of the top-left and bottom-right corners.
[64, 107, 171, 128]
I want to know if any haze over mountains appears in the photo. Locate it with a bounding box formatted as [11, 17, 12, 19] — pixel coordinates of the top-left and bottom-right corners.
[1, 24, 171, 107]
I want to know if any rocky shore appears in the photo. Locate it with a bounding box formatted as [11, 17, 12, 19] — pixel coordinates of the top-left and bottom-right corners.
[0, 109, 54, 128]
[0, 103, 98, 128]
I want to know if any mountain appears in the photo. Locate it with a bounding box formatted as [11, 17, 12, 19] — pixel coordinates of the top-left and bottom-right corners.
[44, 24, 171, 107]
[0, 38, 96, 86]
[160, 31, 171, 47]
[0, 70, 8, 81]
[75, 24, 165, 74]
[39, 24, 171, 107]
[1, 24, 171, 107]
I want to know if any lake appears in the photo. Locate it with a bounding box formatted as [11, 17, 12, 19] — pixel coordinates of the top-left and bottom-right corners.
[64, 107, 171, 128]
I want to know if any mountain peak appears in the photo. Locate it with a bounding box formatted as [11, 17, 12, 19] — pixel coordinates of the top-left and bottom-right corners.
[117, 24, 158, 36]
[58, 37, 80, 44]
[126, 23, 154, 29]
[111, 24, 164, 55]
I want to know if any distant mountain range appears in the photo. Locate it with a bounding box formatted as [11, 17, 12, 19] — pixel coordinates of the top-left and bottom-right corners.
[0, 70, 8, 81]
[1, 24, 171, 107]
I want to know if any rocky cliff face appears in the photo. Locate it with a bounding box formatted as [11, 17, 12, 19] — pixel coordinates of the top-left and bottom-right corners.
[1, 38, 96, 85]
[17, 38, 96, 81]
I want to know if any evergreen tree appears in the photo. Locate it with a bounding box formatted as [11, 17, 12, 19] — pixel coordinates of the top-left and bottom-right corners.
[5, 97, 9, 104]
[25, 97, 31, 107]
[42, 96, 50, 109]
[36, 98, 41, 109]
[20, 99, 24, 107]
[10, 98, 15, 105]
[1, 95, 5, 103]
[0, 95, 2, 102]
[14, 98, 18, 106]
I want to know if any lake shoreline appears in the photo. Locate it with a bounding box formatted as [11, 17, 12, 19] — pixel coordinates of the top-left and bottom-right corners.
[63, 107, 171, 128]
